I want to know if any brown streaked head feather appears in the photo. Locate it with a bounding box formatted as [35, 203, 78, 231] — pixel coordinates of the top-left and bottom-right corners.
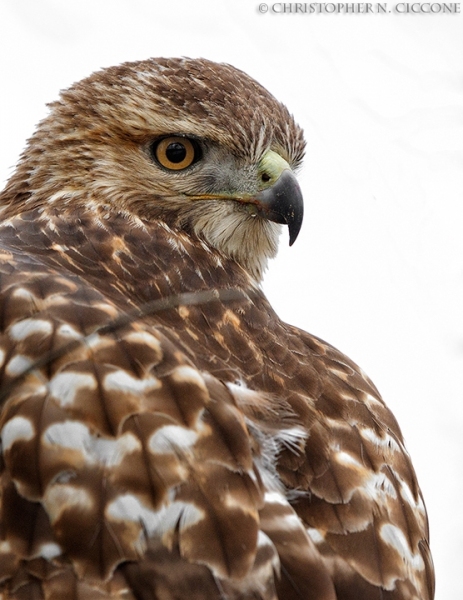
[1, 57, 305, 281]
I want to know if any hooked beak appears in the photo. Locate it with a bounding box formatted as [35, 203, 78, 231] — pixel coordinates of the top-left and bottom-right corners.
[253, 169, 304, 246]
[185, 150, 304, 246]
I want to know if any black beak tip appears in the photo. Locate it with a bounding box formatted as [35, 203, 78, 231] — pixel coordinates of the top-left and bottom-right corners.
[255, 170, 304, 246]
[288, 218, 302, 246]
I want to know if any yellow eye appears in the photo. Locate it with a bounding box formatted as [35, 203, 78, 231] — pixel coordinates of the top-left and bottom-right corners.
[153, 136, 200, 171]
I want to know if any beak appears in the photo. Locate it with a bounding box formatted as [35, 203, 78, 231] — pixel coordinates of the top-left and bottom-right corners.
[253, 169, 304, 246]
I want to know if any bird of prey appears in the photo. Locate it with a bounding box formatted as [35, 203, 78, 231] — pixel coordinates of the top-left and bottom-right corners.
[0, 57, 434, 599]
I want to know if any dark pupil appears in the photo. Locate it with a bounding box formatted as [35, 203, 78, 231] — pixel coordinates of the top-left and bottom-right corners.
[166, 142, 187, 163]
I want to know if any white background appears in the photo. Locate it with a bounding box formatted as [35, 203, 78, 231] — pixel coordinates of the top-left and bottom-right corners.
[0, 1, 461, 598]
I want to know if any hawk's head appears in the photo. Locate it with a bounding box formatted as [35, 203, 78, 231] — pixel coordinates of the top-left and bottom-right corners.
[2, 57, 305, 281]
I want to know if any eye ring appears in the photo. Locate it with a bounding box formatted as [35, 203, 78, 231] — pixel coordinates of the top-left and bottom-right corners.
[152, 136, 200, 171]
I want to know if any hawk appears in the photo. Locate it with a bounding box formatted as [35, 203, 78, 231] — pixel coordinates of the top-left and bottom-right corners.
[0, 57, 434, 599]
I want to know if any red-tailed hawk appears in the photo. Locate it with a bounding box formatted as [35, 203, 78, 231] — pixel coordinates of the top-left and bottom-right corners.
[0, 57, 434, 599]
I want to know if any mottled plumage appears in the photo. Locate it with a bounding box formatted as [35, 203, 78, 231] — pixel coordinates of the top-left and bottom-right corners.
[0, 57, 433, 599]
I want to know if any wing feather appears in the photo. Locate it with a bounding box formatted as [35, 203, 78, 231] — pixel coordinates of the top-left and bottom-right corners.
[0, 209, 433, 599]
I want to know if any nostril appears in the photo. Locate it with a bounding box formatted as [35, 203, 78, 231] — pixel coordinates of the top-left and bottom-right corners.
[261, 172, 271, 183]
